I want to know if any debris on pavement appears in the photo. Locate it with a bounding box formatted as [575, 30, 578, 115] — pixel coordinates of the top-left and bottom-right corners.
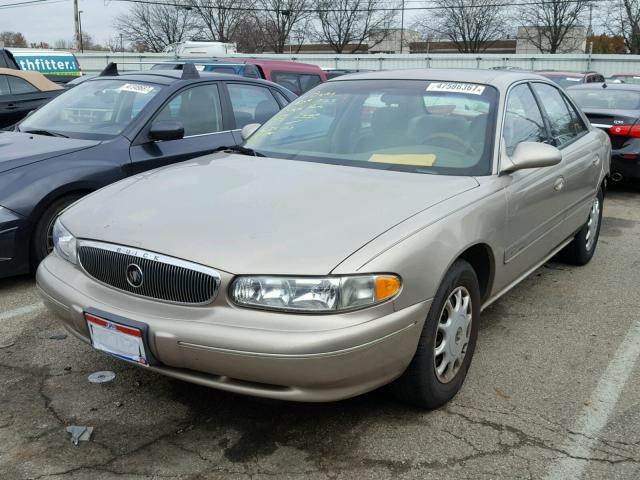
[66, 426, 94, 446]
[88, 371, 116, 384]
[48, 334, 68, 340]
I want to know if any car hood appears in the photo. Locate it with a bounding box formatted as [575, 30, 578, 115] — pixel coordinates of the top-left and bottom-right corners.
[62, 153, 479, 275]
[0, 131, 99, 174]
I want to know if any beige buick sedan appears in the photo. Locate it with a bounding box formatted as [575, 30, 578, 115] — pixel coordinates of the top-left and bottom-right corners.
[37, 70, 610, 408]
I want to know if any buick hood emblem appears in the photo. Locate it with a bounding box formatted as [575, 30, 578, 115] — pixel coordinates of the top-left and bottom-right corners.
[126, 264, 144, 288]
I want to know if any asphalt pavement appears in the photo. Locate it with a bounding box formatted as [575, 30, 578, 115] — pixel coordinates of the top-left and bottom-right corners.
[1, 184, 639, 480]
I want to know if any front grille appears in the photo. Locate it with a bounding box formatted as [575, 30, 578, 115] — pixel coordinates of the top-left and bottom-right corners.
[78, 241, 220, 304]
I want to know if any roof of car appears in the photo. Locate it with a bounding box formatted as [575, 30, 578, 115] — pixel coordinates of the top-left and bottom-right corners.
[221, 57, 324, 71]
[86, 69, 259, 85]
[328, 68, 553, 89]
[537, 71, 596, 76]
[0, 67, 63, 91]
[566, 82, 640, 91]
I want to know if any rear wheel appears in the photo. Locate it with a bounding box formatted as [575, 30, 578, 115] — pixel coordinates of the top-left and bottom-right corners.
[391, 259, 480, 409]
[31, 194, 84, 270]
[560, 188, 603, 266]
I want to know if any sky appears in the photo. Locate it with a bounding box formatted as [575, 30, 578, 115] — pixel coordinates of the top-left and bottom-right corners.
[0, 0, 130, 46]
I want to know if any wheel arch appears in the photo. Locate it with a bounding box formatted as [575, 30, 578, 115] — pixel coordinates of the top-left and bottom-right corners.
[453, 243, 495, 303]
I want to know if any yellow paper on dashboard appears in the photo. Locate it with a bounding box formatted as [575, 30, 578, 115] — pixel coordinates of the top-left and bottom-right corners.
[368, 154, 437, 166]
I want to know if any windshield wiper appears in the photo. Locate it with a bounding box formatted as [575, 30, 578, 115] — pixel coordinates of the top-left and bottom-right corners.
[223, 145, 265, 157]
[21, 129, 69, 138]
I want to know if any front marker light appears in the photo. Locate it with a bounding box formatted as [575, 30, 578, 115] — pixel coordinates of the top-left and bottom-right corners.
[230, 274, 401, 313]
[52, 218, 77, 264]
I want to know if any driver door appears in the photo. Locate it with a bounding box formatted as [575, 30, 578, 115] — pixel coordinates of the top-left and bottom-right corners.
[128, 83, 235, 174]
[500, 83, 567, 282]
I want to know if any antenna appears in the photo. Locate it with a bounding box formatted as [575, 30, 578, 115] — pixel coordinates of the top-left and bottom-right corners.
[99, 62, 119, 77]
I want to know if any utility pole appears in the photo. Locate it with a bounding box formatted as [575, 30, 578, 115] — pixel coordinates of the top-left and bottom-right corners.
[399, 0, 405, 54]
[73, 0, 81, 51]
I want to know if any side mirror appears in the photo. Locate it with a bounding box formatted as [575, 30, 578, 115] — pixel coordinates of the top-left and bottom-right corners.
[149, 120, 184, 141]
[240, 123, 261, 141]
[501, 142, 561, 174]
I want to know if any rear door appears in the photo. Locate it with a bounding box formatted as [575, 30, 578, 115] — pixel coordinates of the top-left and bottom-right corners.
[531, 82, 600, 237]
[223, 81, 282, 142]
[128, 82, 236, 173]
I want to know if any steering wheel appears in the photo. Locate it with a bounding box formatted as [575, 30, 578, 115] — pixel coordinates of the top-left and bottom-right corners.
[423, 132, 469, 151]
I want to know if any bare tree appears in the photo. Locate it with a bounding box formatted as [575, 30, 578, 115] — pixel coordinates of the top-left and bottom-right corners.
[186, 0, 247, 42]
[416, 0, 506, 53]
[114, 3, 201, 53]
[517, 0, 591, 53]
[0, 31, 27, 48]
[314, 0, 398, 53]
[232, 16, 271, 52]
[608, 0, 640, 53]
[254, 0, 310, 53]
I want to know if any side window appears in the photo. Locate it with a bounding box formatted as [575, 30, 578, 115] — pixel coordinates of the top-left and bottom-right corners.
[299, 74, 322, 93]
[532, 83, 581, 147]
[562, 95, 588, 135]
[271, 71, 301, 95]
[8, 76, 37, 94]
[273, 89, 290, 106]
[0, 75, 10, 95]
[243, 65, 261, 79]
[156, 84, 223, 137]
[227, 83, 280, 128]
[504, 83, 548, 156]
[0, 53, 8, 68]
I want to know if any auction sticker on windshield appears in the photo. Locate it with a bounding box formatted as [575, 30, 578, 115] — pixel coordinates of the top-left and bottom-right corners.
[118, 83, 156, 95]
[427, 82, 486, 95]
[85, 313, 149, 366]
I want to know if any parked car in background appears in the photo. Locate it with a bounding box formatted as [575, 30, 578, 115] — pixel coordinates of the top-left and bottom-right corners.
[0, 68, 63, 127]
[0, 48, 82, 84]
[38, 69, 608, 409]
[568, 82, 640, 189]
[0, 63, 295, 279]
[163, 41, 237, 57]
[537, 70, 605, 88]
[608, 74, 640, 85]
[154, 58, 326, 95]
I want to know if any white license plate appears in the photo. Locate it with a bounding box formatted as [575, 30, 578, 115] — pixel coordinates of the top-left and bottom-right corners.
[85, 313, 149, 366]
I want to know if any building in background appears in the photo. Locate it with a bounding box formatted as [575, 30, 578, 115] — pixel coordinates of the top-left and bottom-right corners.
[368, 29, 422, 54]
[516, 26, 587, 54]
[410, 40, 517, 54]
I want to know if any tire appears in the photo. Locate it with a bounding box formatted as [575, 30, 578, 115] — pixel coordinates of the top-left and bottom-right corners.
[560, 188, 603, 266]
[391, 259, 481, 409]
[31, 194, 84, 270]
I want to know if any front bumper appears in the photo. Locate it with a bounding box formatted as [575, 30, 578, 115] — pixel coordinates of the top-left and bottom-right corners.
[37, 254, 431, 402]
[0, 208, 30, 278]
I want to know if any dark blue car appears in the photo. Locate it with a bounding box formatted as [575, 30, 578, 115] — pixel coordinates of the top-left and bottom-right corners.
[0, 63, 296, 278]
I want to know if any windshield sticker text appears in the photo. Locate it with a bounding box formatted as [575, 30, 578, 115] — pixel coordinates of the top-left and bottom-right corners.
[426, 82, 486, 95]
[118, 83, 155, 95]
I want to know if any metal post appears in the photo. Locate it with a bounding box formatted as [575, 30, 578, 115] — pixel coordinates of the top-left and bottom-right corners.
[400, 0, 405, 54]
[73, 0, 81, 51]
[78, 10, 84, 53]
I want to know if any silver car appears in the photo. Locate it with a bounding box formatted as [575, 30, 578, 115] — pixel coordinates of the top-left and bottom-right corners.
[37, 70, 610, 408]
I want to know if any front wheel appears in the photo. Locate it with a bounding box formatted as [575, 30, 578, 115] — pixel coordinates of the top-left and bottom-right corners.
[31, 194, 84, 270]
[560, 188, 603, 266]
[391, 259, 480, 409]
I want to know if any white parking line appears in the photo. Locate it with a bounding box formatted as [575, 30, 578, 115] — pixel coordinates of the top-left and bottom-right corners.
[545, 320, 640, 480]
[0, 303, 44, 322]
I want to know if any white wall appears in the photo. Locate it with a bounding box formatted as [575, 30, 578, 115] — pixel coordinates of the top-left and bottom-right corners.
[76, 52, 640, 77]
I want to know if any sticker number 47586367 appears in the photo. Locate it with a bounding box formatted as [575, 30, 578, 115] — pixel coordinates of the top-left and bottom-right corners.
[426, 82, 486, 95]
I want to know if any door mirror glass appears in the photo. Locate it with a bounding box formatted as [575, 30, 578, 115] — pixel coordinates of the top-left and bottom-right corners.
[240, 122, 260, 141]
[501, 141, 561, 173]
[149, 120, 185, 141]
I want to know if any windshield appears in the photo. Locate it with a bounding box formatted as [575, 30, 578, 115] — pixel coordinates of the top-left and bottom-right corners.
[542, 75, 584, 88]
[244, 80, 497, 175]
[20, 79, 162, 139]
[568, 89, 640, 110]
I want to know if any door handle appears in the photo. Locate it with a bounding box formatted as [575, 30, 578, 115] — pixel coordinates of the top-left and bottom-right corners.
[592, 156, 600, 166]
[554, 177, 565, 191]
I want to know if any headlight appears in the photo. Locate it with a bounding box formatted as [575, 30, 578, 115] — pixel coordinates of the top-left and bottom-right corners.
[230, 274, 401, 313]
[52, 218, 77, 264]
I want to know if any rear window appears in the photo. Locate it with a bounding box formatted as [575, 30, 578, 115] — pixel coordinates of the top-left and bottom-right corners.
[568, 89, 640, 110]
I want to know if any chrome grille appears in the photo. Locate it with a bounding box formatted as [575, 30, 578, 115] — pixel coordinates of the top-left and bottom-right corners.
[78, 240, 220, 304]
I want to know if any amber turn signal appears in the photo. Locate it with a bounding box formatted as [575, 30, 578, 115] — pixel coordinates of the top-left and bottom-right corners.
[375, 276, 401, 301]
